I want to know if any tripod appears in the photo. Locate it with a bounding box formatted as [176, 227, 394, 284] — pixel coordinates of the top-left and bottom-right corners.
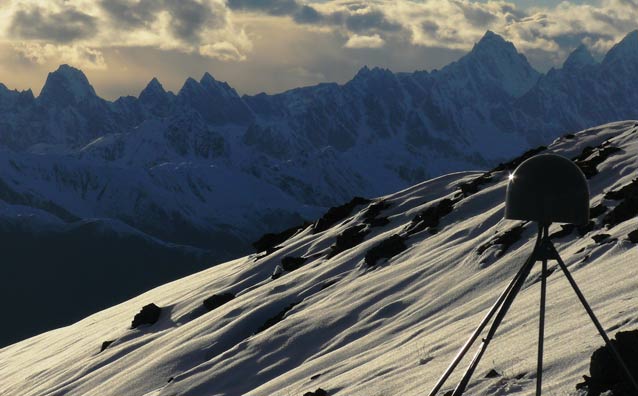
[428, 223, 638, 396]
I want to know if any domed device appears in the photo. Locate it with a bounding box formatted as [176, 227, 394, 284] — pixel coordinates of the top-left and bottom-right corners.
[430, 153, 638, 396]
[505, 153, 589, 225]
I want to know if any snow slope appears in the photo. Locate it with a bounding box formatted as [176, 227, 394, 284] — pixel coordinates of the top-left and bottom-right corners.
[2, 121, 637, 396]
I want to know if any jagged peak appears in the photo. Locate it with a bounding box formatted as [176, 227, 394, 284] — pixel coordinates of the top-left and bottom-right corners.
[471, 31, 517, 55]
[563, 44, 596, 69]
[200, 72, 216, 85]
[39, 64, 96, 105]
[139, 77, 166, 98]
[603, 30, 638, 65]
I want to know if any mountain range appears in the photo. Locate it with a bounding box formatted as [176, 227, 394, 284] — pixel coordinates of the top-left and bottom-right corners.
[1, 120, 636, 395]
[2, 30, 638, 346]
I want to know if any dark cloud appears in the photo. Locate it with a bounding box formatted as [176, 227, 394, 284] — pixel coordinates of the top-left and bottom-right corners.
[99, 0, 162, 29]
[100, 0, 224, 42]
[164, 0, 219, 41]
[461, 6, 497, 27]
[227, 0, 300, 15]
[9, 6, 97, 43]
[344, 10, 402, 32]
[293, 5, 321, 24]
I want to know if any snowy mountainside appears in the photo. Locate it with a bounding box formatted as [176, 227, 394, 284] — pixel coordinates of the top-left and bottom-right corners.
[2, 121, 637, 396]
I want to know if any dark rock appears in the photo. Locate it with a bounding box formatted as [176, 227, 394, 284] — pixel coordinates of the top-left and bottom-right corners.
[131, 303, 162, 328]
[550, 224, 575, 239]
[603, 196, 638, 228]
[492, 146, 547, 172]
[573, 144, 622, 179]
[365, 234, 407, 266]
[605, 178, 638, 201]
[167, 377, 174, 383]
[405, 197, 458, 236]
[477, 224, 526, 256]
[281, 256, 308, 272]
[314, 197, 371, 233]
[368, 217, 390, 228]
[310, 373, 322, 380]
[563, 133, 576, 139]
[303, 388, 328, 396]
[458, 172, 494, 196]
[256, 302, 299, 334]
[362, 200, 390, 221]
[100, 340, 114, 352]
[578, 221, 596, 236]
[591, 234, 611, 244]
[628, 229, 638, 243]
[577, 329, 638, 396]
[252, 221, 311, 254]
[328, 224, 369, 258]
[203, 293, 235, 311]
[590, 204, 608, 218]
[485, 369, 501, 378]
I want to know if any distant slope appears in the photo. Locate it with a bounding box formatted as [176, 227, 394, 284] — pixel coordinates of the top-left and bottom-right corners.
[2, 121, 636, 396]
[0, 210, 212, 348]
[2, 31, 638, 266]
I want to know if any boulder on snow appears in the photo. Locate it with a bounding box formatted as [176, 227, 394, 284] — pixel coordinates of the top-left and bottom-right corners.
[365, 234, 407, 266]
[491, 146, 546, 172]
[281, 256, 308, 272]
[591, 234, 612, 244]
[327, 224, 369, 258]
[100, 340, 114, 353]
[577, 330, 638, 396]
[303, 388, 328, 396]
[252, 222, 311, 254]
[131, 303, 162, 328]
[477, 224, 526, 256]
[628, 229, 638, 243]
[313, 197, 371, 233]
[572, 143, 622, 178]
[203, 293, 235, 311]
[458, 172, 494, 196]
[405, 197, 457, 236]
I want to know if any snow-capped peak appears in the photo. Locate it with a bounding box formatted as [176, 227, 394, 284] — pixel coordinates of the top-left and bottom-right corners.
[563, 44, 596, 69]
[449, 31, 540, 97]
[38, 64, 97, 106]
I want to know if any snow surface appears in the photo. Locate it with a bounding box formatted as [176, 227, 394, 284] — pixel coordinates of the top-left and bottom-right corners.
[1, 121, 637, 396]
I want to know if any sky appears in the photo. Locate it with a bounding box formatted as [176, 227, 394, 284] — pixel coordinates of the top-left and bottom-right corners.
[0, 0, 636, 100]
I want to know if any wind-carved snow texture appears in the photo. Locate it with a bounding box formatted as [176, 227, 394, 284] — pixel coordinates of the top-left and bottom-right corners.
[1, 121, 637, 396]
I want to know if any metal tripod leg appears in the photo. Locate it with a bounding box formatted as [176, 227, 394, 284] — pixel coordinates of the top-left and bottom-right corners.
[427, 227, 543, 396]
[536, 231, 548, 396]
[451, 232, 540, 396]
[552, 246, 638, 394]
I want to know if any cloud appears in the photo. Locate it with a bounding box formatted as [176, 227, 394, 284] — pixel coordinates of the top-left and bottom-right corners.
[9, 5, 97, 43]
[344, 34, 385, 49]
[12, 42, 107, 69]
[0, 0, 251, 67]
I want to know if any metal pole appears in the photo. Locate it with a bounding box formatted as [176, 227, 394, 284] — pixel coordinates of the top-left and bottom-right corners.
[450, 226, 543, 396]
[536, 225, 548, 396]
[552, 246, 638, 394]
[427, 227, 543, 396]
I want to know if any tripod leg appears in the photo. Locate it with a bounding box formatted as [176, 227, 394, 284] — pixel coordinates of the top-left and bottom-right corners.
[536, 255, 547, 396]
[428, 227, 543, 396]
[553, 250, 638, 394]
[451, 227, 542, 396]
